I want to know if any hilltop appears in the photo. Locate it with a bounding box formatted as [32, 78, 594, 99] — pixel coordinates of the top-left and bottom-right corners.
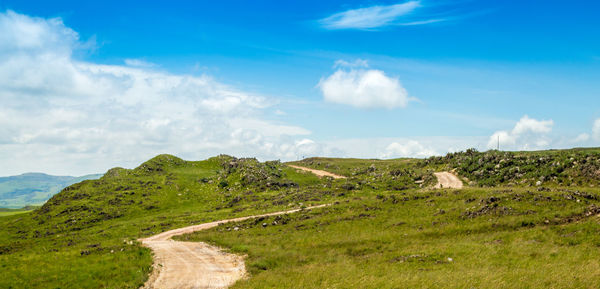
[1, 149, 600, 288]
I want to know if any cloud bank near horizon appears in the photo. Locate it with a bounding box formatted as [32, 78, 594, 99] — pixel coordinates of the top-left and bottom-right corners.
[0, 10, 323, 175]
[487, 115, 554, 150]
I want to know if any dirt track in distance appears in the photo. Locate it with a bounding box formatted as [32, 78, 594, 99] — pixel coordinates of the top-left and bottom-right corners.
[287, 165, 346, 179]
[433, 172, 464, 189]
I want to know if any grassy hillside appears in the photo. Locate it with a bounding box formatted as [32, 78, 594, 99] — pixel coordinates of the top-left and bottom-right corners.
[427, 148, 600, 187]
[0, 173, 103, 208]
[0, 206, 37, 217]
[288, 157, 438, 190]
[1, 149, 600, 288]
[179, 187, 600, 288]
[0, 154, 339, 288]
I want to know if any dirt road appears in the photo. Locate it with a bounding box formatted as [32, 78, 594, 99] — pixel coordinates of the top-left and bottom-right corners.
[287, 165, 346, 179]
[140, 204, 329, 289]
[433, 172, 463, 189]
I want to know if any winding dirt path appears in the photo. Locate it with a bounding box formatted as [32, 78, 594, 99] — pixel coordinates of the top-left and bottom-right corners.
[433, 172, 463, 189]
[139, 204, 329, 289]
[287, 165, 346, 179]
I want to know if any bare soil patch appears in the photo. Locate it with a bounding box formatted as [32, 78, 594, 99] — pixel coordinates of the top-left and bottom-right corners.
[287, 165, 346, 179]
[140, 204, 329, 289]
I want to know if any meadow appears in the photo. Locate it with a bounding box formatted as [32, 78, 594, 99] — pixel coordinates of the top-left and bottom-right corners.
[0, 208, 33, 217]
[179, 186, 600, 288]
[1, 149, 600, 288]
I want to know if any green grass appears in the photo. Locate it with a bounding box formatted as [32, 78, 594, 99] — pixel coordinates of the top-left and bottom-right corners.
[2, 150, 600, 288]
[429, 147, 600, 187]
[177, 187, 600, 288]
[0, 209, 31, 217]
[0, 154, 340, 288]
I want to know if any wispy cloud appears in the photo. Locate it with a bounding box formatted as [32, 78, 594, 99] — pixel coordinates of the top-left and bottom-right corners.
[124, 58, 157, 68]
[319, 1, 447, 30]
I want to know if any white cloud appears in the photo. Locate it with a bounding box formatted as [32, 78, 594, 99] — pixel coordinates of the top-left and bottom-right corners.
[488, 130, 516, 149]
[511, 116, 553, 135]
[317, 136, 485, 159]
[334, 59, 368, 68]
[0, 10, 78, 54]
[318, 62, 410, 109]
[381, 140, 437, 158]
[228, 118, 310, 138]
[319, 1, 449, 30]
[124, 58, 157, 68]
[0, 11, 315, 176]
[574, 133, 590, 143]
[320, 1, 421, 29]
[593, 119, 600, 141]
[487, 115, 554, 150]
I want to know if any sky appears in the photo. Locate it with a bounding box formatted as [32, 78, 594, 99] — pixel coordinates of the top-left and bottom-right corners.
[0, 0, 599, 176]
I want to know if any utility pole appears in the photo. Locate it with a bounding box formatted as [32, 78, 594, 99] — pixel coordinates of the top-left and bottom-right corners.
[497, 135, 500, 151]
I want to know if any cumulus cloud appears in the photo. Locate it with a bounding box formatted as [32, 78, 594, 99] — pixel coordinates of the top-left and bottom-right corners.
[511, 116, 553, 135]
[318, 61, 410, 109]
[593, 119, 600, 141]
[566, 119, 600, 146]
[487, 115, 554, 150]
[0, 10, 315, 175]
[574, 133, 590, 143]
[0, 10, 79, 54]
[381, 140, 437, 158]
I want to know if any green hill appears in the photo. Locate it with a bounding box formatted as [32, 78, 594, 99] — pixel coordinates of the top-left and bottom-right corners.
[1, 150, 600, 288]
[0, 172, 103, 208]
[427, 147, 600, 187]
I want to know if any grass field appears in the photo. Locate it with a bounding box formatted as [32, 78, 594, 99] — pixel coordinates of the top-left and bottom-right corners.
[1, 150, 600, 288]
[0, 209, 31, 217]
[177, 186, 600, 288]
[0, 155, 334, 288]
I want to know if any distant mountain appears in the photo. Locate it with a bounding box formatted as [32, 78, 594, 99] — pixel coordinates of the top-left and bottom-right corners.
[0, 172, 103, 208]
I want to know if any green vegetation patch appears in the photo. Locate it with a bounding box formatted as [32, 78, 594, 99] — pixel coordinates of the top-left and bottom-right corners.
[2, 149, 600, 288]
[0, 154, 340, 288]
[428, 148, 600, 187]
[178, 187, 600, 289]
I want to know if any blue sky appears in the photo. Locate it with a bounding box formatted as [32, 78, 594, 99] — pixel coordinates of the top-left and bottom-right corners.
[0, 0, 599, 175]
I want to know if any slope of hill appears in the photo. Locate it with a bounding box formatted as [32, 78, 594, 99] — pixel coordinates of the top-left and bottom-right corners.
[427, 148, 600, 187]
[1, 150, 600, 288]
[0, 172, 103, 208]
